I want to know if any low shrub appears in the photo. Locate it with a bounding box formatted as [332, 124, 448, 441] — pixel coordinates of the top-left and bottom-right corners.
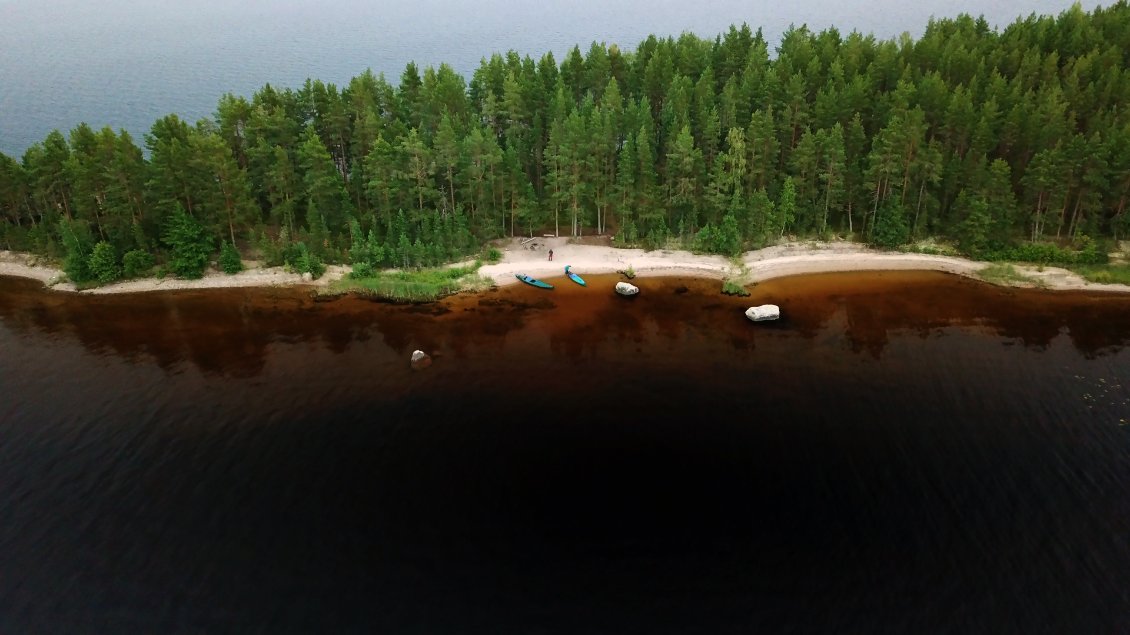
[722, 280, 750, 296]
[332, 264, 485, 302]
[122, 249, 154, 278]
[287, 242, 325, 279]
[1069, 265, 1130, 285]
[350, 262, 374, 278]
[973, 238, 1109, 266]
[87, 241, 121, 284]
[977, 263, 1041, 287]
[219, 241, 243, 274]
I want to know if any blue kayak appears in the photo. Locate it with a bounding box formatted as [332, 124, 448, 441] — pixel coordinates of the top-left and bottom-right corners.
[516, 273, 553, 289]
[564, 265, 586, 286]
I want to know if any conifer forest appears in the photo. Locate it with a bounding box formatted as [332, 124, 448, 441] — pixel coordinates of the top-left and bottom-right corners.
[1, 3, 1128, 282]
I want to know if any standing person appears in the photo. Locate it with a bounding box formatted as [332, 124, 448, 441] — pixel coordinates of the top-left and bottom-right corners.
[548, 249, 554, 261]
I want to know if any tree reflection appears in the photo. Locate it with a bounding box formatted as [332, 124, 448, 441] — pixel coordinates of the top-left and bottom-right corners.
[2, 271, 1130, 381]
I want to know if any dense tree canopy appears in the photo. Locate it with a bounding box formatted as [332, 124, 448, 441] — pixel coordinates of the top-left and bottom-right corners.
[2, 3, 1129, 280]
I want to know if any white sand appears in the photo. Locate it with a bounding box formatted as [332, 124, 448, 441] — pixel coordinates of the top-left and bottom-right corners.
[3, 240, 1128, 295]
[480, 237, 1130, 293]
[479, 239, 982, 285]
[0, 251, 348, 294]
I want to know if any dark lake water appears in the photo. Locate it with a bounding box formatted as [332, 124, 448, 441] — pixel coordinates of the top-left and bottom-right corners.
[1, 271, 1129, 633]
[0, 0, 1087, 156]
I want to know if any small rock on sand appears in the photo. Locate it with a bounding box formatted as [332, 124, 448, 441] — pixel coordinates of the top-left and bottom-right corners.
[410, 350, 432, 370]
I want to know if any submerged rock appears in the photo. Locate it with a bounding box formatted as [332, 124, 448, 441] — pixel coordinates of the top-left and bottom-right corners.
[410, 349, 432, 370]
[745, 304, 780, 322]
[615, 282, 639, 297]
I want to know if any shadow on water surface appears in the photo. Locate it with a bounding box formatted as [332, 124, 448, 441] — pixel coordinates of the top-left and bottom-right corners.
[2, 271, 1130, 378]
[1, 271, 1130, 633]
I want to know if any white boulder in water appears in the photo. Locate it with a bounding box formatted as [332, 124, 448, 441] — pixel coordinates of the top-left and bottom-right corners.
[745, 304, 780, 322]
[410, 349, 432, 370]
[615, 282, 639, 296]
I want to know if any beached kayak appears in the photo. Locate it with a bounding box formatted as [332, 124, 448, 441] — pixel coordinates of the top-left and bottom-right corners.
[564, 265, 586, 286]
[516, 273, 553, 289]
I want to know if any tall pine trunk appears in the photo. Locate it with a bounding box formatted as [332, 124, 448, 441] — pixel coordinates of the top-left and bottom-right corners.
[1067, 191, 1084, 239]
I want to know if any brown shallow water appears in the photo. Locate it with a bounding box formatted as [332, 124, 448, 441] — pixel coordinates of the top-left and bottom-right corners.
[1, 271, 1128, 633]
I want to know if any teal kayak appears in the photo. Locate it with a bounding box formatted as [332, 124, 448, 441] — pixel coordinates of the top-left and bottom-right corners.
[516, 273, 553, 289]
[564, 265, 586, 286]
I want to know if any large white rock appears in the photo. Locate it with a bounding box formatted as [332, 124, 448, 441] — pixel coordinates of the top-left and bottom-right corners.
[745, 304, 780, 322]
[615, 281, 639, 296]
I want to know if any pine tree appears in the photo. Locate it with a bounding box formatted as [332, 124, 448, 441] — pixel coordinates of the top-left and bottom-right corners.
[818, 125, 847, 235]
[162, 204, 212, 279]
[59, 217, 94, 282]
[298, 126, 350, 240]
[219, 240, 243, 274]
[777, 176, 797, 238]
[87, 240, 120, 284]
[665, 125, 705, 233]
[433, 114, 462, 216]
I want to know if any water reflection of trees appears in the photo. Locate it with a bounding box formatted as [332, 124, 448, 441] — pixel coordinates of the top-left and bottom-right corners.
[746, 272, 1130, 359]
[1, 272, 1129, 378]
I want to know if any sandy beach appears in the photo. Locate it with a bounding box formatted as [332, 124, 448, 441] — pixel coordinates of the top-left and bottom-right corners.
[478, 237, 1130, 293]
[0, 251, 351, 295]
[2, 239, 1128, 295]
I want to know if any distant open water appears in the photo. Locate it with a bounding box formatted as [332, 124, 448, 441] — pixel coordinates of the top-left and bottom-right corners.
[0, 0, 1089, 156]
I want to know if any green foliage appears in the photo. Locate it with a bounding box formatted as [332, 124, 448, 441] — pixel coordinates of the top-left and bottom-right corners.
[87, 241, 121, 284]
[332, 264, 485, 302]
[256, 227, 289, 267]
[716, 213, 742, 256]
[121, 249, 154, 278]
[869, 203, 910, 249]
[692, 224, 716, 252]
[162, 205, 213, 279]
[7, 5, 1130, 270]
[1069, 264, 1130, 285]
[485, 247, 502, 263]
[620, 219, 639, 244]
[971, 238, 1109, 266]
[287, 241, 326, 279]
[955, 196, 995, 257]
[59, 219, 95, 283]
[776, 177, 797, 238]
[219, 241, 243, 274]
[1072, 235, 1108, 265]
[1, 223, 53, 254]
[642, 216, 669, 250]
[721, 280, 750, 296]
[977, 263, 1041, 287]
[692, 215, 743, 256]
[998, 242, 1074, 265]
[350, 262, 374, 278]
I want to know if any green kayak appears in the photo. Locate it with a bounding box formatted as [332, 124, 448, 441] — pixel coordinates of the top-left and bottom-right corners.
[516, 273, 553, 289]
[565, 263, 592, 285]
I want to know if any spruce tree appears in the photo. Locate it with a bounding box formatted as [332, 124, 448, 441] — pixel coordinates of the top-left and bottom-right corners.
[162, 204, 212, 279]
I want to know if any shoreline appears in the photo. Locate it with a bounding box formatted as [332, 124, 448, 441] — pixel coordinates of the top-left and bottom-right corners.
[3, 240, 1128, 296]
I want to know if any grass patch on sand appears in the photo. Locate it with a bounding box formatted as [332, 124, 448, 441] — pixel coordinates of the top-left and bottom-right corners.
[977, 263, 1043, 287]
[1067, 264, 1130, 285]
[722, 279, 751, 296]
[328, 263, 489, 302]
[902, 238, 961, 256]
[722, 258, 752, 296]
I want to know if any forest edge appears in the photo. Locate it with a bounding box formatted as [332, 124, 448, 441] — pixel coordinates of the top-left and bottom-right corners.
[4, 239, 1129, 297]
